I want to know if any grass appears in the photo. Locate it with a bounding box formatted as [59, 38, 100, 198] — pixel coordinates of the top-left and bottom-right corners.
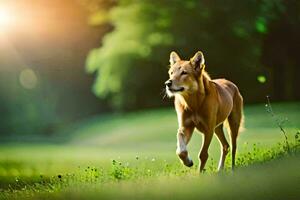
[0, 102, 300, 199]
[25, 154, 300, 200]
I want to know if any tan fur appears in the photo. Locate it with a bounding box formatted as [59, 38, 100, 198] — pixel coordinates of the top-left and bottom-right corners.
[166, 51, 244, 172]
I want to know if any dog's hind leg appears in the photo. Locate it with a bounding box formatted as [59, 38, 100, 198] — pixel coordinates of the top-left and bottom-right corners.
[215, 124, 230, 171]
[228, 92, 243, 170]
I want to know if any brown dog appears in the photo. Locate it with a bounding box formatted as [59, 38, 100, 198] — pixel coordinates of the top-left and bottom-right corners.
[165, 51, 244, 172]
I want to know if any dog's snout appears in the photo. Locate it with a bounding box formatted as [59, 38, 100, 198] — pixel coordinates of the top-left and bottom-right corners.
[165, 80, 172, 87]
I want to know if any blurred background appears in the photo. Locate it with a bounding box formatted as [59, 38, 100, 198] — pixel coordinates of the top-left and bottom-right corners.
[0, 0, 299, 142]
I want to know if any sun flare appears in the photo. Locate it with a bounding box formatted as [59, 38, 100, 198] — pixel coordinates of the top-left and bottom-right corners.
[0, 8, 13, 28]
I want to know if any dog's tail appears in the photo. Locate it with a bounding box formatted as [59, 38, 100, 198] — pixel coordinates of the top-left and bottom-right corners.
[237, 113, 245, 134]
[224, 114, 245, 136]
[224, 103, 245, 136]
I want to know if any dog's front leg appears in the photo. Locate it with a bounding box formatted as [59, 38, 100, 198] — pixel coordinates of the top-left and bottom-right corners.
[198, 130, 214, 172]
[176, 126, 194, 167]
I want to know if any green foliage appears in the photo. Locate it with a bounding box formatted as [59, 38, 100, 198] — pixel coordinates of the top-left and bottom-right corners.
[86, 0, 176, 109]
[0, 79, 63, 137]
[110, 159, 133, 180]
[256, 17, 268, 34]
[87, 0, 288, 110]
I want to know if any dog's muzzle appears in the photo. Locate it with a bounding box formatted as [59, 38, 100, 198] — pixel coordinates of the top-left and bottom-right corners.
[165, 80, 185, 93]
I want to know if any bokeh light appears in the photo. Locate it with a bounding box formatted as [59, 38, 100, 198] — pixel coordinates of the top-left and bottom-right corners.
[19, 68, 38, 89]
[257, 75, 267, 84]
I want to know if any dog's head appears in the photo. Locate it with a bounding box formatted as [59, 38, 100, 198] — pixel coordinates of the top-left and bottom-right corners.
[165, 51, 205, 97]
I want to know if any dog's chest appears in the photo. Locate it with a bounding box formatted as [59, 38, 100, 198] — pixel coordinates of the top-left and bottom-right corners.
[184, 113, 204, 126]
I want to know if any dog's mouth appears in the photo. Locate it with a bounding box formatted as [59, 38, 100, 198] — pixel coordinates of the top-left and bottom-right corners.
[168, 87, 185, 93]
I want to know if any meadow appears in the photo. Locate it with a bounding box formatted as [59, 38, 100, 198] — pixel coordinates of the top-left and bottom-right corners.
[0, 102, 299, 199]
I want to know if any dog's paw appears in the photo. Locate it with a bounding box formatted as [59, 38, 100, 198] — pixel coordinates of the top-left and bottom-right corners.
[185, 160, 194, 167]
[177, 151, 193, 167]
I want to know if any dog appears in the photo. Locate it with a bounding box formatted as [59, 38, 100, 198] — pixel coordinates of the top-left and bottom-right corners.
[165, 51, 244, 172]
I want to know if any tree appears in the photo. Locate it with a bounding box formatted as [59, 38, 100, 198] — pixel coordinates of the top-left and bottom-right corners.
[87, 0, 295, 111]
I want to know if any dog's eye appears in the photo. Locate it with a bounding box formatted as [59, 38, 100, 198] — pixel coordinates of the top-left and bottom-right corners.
[181, 71, 188, 75]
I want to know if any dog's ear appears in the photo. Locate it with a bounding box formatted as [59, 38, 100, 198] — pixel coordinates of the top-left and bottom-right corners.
[169, 51, 181, 65]
[190, 51, 205, 71]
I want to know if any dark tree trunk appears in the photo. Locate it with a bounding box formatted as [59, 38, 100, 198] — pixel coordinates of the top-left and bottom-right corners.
[261, 1, 300, 101]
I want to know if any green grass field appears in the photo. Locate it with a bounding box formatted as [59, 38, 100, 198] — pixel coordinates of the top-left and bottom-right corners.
[0, 102, 300, 199]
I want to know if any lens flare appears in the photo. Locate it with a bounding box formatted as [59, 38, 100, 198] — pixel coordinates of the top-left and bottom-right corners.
[19, 69, 38, 89]
[0, 8, 12, 28]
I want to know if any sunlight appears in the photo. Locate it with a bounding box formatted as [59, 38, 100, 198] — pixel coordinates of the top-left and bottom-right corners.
[0, 8, 12, 29]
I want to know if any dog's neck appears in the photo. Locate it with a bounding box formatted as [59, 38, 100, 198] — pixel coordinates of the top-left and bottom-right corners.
[176, 71, 211, 111]
[197, 71, 210, 94]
